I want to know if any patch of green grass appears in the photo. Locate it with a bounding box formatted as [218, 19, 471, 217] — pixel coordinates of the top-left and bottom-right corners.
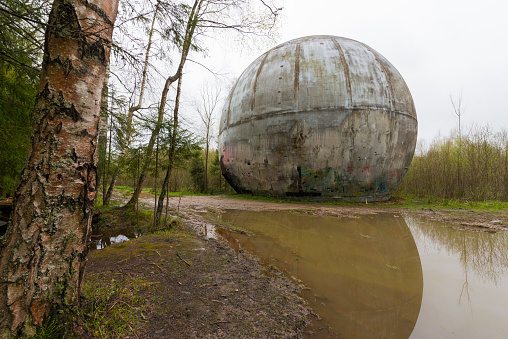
[29, 317, 63, 338]
[93, 205, 155, 232]
[114, 243, 128, 250]
[142, 187, 209, 197]
[226, 223, 252, 235]
[385, 194, 508, 211]
[115, 185, 133, 193]
[79, 277, 149, 337]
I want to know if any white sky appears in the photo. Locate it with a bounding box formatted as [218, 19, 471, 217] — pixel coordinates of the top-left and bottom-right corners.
[183, 0, 508, 143]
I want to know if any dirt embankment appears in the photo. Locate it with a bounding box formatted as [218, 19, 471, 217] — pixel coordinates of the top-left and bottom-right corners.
[82, 195, 323, 338]
[84, 226, 311, 338]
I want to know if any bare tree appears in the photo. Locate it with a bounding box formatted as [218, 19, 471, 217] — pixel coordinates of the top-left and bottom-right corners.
[102, 0, 163, 205]
[0, 0, 119, 336]
[156, 75, 184, 224]
[197, 81, 222, 193]
[451, 93, 464, 198]
[126, 0, 206, 208]
[127, 0, 282, 210]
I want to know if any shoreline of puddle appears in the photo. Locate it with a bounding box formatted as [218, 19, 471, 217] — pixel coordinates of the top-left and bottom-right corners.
[89, 208, 508, 339]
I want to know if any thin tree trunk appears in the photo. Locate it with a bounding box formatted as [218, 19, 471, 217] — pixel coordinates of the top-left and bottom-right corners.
[104, 162, 119, 204]
[126, 0, 204, 209]
[97, 64, 110, 190]
[137, 149, 140, 227]
[504, 143, 508, 200]
[154, 137, 159, 226]
[156, 76, 183, 225]
[0, 0, 118, 336]
[204, 136, 209, 193]
[104, 113, 113, 204]
[164, 178, 169, 225]
[102, 1, 161, 206]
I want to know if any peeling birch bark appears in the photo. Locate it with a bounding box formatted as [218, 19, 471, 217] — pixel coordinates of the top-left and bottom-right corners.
[0, 0, 119, 336]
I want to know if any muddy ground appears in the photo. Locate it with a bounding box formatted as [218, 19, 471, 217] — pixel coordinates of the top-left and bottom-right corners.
[83, 225, 311, 338]
[82, 194, 319, 339]
[79, 193, 508, 338]
[141, 194, 508, 231]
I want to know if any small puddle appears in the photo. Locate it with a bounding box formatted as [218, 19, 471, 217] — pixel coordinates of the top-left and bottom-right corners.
[90, 229, 141, 250]
[193, 221, 221, 240]
[201, 209, 508, 339]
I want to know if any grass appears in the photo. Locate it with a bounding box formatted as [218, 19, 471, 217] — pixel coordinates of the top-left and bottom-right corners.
[93, 204, 154, 231]
[28, 318, 63, 338]
[116, 185, 209, 197]
[386, 194, 508, 211]
[78, 276, 149, 337]
[93, 202, 182, 238]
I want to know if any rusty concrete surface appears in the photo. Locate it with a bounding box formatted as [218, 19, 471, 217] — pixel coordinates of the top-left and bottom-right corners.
[219, 35, 417, 202]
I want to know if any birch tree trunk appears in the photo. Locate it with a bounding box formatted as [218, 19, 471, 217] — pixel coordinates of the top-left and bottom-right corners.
[0, 0, 118, 336]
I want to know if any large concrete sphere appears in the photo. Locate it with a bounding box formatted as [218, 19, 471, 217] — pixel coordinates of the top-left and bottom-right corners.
[219, 35, 417, 201]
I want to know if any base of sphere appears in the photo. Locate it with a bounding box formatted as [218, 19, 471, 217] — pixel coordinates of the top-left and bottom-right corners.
[227, 182, 393, 203]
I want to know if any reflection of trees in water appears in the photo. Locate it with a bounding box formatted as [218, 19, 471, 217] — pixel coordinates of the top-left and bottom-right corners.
[403, 213, 508, 285]
[459, 232, 471, 307]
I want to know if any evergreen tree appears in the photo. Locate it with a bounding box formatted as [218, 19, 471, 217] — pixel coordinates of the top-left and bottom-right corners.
[0, 0, 48, 196]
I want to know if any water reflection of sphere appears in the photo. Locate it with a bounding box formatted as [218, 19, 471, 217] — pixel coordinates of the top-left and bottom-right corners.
[217, 210, 424, 338]
[219, 35, 417, 201]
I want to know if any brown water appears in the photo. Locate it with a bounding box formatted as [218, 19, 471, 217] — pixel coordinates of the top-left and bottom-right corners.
[202, 210, 508, 339]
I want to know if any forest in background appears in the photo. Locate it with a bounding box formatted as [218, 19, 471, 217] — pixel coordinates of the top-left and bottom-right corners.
[1, 0, 271, 205]
[399, 125, 508, 201]
[0, 0, 286, 336]
[1, 0, 507, 205]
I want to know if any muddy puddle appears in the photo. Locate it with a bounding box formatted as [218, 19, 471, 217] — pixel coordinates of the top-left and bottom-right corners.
[200, 210, 508, 339]
[90, 228, 141, 250]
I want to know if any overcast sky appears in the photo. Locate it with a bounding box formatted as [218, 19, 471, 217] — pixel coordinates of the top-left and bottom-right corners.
[184, 0, 508, 143]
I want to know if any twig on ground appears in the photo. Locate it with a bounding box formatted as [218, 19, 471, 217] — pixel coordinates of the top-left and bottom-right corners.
[176, 253, 191, 266]
[150, 262, 164, 272]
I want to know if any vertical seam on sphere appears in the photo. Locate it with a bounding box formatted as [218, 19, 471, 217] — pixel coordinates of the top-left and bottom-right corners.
[332, 38, 353, 108]
[363, 43, 396, 111]
[226, 77, 240, 130]
[294, 43, 301, 102]
[251, 51, 270, 111]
